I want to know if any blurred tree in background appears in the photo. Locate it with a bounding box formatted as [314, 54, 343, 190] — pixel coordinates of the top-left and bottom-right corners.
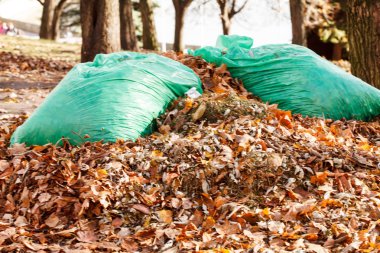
[34, 0, 380, 86]
[172, 0, 194, 52]
[38, 0, 72, 40]
[120, 0, 138, 51]
[140, 0, 159, 50]
[289, 0, 380, 87]
[290, 0, 347, 60]
[347, 0, 380, 88]
[60, 1, 81, 36]
[216, 0, 248, 35]
[80, 0, 120, 62]
[289, 0, 306, 46]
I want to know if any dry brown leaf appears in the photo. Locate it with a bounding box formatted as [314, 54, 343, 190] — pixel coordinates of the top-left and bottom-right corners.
[38, 193, 51, 203]
[131, 204, 151, 215]
[112, 217, 124, 228]
[14, 216, 28, 227]
[77, 230, 98, 243]
[157, 210, 173, 224]
[45, 213, 60, 228]
[306, 243, 329, 253]
[0, 160, 10, 172]
[8, 143, 27, 155]
[192, 102, 207, 121]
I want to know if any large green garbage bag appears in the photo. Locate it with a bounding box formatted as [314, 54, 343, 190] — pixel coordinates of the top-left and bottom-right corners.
[192, 35, 380, 121]
[11, 52, 202, 146]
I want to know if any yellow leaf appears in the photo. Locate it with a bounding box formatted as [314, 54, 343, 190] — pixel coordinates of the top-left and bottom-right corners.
[181, 98, 193, 113]
[204, 151, 213, 158]
[201, 159, 209, 165]
[151, 150, 163, 158]
[359, 142, 371, 151]
[158, 125, 171, 135]
[143, 216, 151, 227]
[202, 216, 216, 230]
[218, 249, 232, 253]
[96, 169, 108, 179]
[293, 143, 303, 150]
[262, 208, 271, 218]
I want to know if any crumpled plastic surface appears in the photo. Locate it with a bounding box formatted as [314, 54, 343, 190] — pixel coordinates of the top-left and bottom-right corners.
[11, 52, 202, 146]
[192, 35, 380, 121]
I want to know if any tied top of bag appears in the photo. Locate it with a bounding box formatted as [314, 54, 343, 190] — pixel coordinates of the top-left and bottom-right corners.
[216, 35, 253, 51]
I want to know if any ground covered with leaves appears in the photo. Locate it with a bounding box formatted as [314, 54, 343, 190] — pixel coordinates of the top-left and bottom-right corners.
[0, 35, 76, 87]
[0, 51, 379, 252]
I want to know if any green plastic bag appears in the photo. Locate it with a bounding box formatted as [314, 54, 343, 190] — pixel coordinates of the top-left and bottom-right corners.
[192, 35, 380, 121]
[11, 52, 202, 146]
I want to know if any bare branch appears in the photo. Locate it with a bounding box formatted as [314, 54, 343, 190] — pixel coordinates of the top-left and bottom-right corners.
[216, 0, 225, 6]
[172, 0, 179, 10]
[230, 0, 248, 17]
[184, 0, 194, 8]
[201, 0, 212, 6]
[216, 0, 226, 13]
[57, 0, 69, 9]
[231, 0, 236, 14]
[36, 0, 45, 5]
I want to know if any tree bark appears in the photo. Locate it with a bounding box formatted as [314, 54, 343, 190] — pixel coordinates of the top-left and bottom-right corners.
[52, 0, 68, 41]
[289, 0, 307, 46]
[347, 0, 380, 88]
[218, 0, 230, 35]
[80, 0, 121, 62]
[120, 0, 138, 51]
[221, 19, 230, 35]
[173, 4, 186, 51]
[332, 43, 342, 61]
[140, 0, 158, 50]
[40, 0, 56, 39]
[172, 0, 193, 52]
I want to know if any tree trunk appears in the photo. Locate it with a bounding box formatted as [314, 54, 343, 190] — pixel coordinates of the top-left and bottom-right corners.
[172, 0, 192, 52]
[140, 0, 158, 50]
[347, 0, 380, 88]
[173, 6, 186, 51]
[218, 2, 230, 35]
[289, 0, 307, 46]
[80, 0, 121, 62]
[40, 0, 56, 39]
[120, 0, 138, 51]
[332, 43, 342, 61]
[216, 0, 248, 36]
[221, 17, 231, 35]
[52, 0, 68, 41]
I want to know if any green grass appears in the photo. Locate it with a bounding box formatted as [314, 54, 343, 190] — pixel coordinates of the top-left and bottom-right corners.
[0, 35, 80, 62]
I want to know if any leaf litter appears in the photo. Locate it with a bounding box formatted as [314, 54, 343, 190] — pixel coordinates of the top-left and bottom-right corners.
[0, 52, 380, 252]
[0, 51, 73, 85]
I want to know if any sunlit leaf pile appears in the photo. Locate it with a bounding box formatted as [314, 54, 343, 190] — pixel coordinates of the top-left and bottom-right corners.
[0, 53, 380, 252]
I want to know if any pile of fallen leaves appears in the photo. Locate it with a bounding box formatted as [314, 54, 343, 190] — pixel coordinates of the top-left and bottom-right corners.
[1, 53, 380, 252]
[0, 52, 73, 72]
[163, 52, 249, 96]
[0, 51, 74, 85]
